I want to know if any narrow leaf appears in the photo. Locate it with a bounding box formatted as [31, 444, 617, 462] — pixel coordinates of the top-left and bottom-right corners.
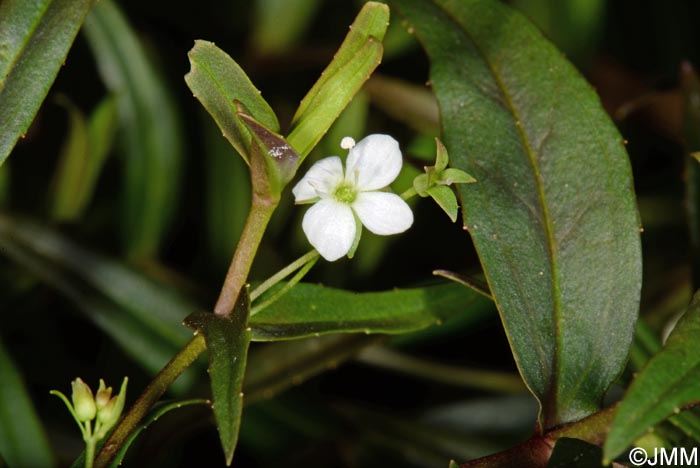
[393, 0, 642, 427]
[0, 338, 55, 468]
[83, 0, 184, 258]
[50, 96, 90, 220]
[50, 94, 120, 221]
[287, 2, 388, 158]
[184, 289, 252, 465]
[250, 282, 484, 340]
[185, 40, 280, 163]
[0, 0, 92, 164]
[604, 292, 700, 461]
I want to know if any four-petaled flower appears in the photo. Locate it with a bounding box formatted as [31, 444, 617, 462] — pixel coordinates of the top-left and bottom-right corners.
[293, 134, 414, 261]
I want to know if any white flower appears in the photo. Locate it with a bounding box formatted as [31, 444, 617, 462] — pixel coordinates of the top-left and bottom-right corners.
[292, 134, 414, 261]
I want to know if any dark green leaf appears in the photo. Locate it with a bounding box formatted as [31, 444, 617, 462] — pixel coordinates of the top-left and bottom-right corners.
[547, 438, 607, 468]
[83, 0, 184, 258]
[249, 282, 483, 340]
[0, 338, 55, 468]
[184, 289, 252, 465]
[0, 0, 92, 164]
[604, 292, 700, 461]
[287, 2, 388, 158]
[393, 0, 642, 427]
[185, 40, 280, 163]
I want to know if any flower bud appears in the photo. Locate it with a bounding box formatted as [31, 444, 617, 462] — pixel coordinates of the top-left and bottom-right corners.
[71, 378, 96, 422]
[95, 379, 113, 411]
[95, 377, 128, 439]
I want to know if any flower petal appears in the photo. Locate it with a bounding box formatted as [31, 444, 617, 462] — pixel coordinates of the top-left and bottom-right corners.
[302, 199, 357, 261]
[353, 191, 413, 235]
[292, 156, 344, 202]
[345, 134, 402, 191]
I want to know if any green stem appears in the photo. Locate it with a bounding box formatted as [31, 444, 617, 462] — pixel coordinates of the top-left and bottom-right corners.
[250, 249, 319, 301]
[94, 191, 280, 466]
[251, 254, 319, 316]
[94, 335, 207, 468]
[400, 187, 417, 200]
[84, 438, 96, 468]
[214, 197, 278, 316]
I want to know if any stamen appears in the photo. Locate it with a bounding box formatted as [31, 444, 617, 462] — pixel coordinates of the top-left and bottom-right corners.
[340, 136, 356, 150]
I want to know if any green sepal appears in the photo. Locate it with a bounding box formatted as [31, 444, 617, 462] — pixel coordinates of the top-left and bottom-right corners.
[427, 184, 459, 222]
[94, 377, 128, 439]
[413, 173, 430, 197]
[434, 137, 449, 171]
[184, 287, 252, 466]
[438, 168, 476, 185]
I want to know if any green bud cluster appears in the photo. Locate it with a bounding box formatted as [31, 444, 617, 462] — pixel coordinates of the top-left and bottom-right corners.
[52, 377, 128, 468]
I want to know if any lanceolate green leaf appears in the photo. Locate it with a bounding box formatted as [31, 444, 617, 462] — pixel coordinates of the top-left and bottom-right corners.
[50, 94, 118, 221]
[0, 338, 55, 468]
[184, 290, 252, 466]
[185, 40, 280, 163]
[83, 0, 184, 258]
[287, 2, 388, 159]
[250, 282, 485, 340]
[392, 0, 642, 428]
[604, 292, 700, 462]
[50, 96, 91, 220]
[0, 0, 92, 165]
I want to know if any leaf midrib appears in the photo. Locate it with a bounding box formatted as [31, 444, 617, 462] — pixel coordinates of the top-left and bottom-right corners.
[0, 0, 53, 90]
[433, 0, 563, 414]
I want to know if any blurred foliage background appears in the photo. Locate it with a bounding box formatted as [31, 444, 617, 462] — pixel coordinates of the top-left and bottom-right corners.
[2, 0, 700, 466]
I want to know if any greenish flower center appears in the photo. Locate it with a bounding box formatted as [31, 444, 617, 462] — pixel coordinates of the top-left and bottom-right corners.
[334, 183, 357, 204]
